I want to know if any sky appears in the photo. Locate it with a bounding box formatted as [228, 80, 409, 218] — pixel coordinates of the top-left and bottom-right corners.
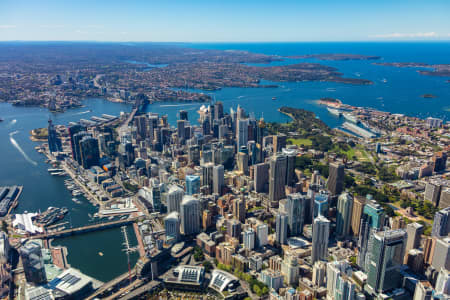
[0, 0, 449, 42]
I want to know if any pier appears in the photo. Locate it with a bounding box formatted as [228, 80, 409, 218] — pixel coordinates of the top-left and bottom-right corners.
[30, 217, 138, 240]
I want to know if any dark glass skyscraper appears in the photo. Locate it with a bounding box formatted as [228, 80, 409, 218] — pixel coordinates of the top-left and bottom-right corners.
[366, 229, 406, 295]
[269, 155, 287, 202]
[68, 124, 86, 160]
[79, 136, 100, 169]
[47, 119, 62, 152]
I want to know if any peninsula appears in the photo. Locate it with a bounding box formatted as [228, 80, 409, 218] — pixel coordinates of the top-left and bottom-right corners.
[374, 62, 450, 77]
[287, 53, 381, 61]
[0, 43, 372, 111]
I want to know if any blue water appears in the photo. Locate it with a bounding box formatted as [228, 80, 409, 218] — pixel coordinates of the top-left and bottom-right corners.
[0, 99, 138, 282]
[157, 42, 449, 125]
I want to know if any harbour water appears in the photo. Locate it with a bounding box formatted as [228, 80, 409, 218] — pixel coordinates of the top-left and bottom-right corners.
[0, 42, 449, 281]
[0, 99, 138, 282]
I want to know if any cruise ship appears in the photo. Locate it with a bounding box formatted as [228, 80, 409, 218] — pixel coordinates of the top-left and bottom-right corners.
[342, 112, 359, 124]
[327, 107, 343, 117]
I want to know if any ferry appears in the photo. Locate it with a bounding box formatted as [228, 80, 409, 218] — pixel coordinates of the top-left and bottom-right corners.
[327, 107, 343, 117]
[72, 198, 81, 204]
[50, 171, 65, 176]
[272, 97, 277, 101]
[381, 78, 388, 83]
[48, 168, 63, 173]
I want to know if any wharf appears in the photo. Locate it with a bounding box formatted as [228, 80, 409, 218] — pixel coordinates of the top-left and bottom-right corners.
[133, 222, 146, 257]
[6, 185, 23, 216]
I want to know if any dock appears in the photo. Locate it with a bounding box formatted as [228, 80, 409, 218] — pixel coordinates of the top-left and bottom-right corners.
[6, 185, 23, 216]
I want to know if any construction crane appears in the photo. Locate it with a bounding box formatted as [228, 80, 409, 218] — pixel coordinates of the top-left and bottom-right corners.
[121, 226, 138, 284]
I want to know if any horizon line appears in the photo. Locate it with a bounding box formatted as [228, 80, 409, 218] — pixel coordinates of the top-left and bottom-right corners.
[1, 40, 450, 44]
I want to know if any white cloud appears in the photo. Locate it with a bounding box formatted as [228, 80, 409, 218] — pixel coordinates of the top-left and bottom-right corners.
[369, 32, 447, 39]
[0, 25, 16, 29]
[40, 25, 65, 29]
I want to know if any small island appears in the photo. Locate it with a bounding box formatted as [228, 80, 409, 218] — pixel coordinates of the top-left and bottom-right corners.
[421, 94, 437, 99]
[374, 62, 450, 77]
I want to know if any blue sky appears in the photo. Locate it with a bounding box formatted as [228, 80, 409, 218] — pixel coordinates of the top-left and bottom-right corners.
[0, 0, 449, 42]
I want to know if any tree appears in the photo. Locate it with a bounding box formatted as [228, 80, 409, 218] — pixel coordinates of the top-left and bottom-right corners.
[202, 260, 213, 272]
[193, 246, 204, 261]
[253, 284, 261, 295]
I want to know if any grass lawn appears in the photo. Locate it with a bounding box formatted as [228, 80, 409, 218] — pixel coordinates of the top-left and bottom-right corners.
[288, 138, 312, 147]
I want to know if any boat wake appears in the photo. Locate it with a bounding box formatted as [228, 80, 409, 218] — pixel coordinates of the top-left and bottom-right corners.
[72, 110, 90, 116]
[7, 119, 17, 127]
[159, 103, 199, 108]
[9, 131, 38, 166]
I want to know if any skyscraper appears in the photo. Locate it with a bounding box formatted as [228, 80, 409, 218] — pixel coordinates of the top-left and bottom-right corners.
[424, 181, 442, 206]
[237, 119, 249, 151]
[185, 175, 200, 195]
[285, 193, 306, 236]
[243, 228, 255, 250]
[256, 224, 268, 248]
[213, 164, 224, 195]
[134, 115, 148, 141]
[276, 213, 288, 245]
[164, 212, 180, 244]
[68, 124, 86, 160]
[233, 198, 246, 223]
[435, 268, 450, 296]
[327, 260, 353, 300]
[431, 237, 450, 271]
[273, 134, 286, 154]
[413, 281, 433, 300]
[253, 162, 269, 193]
[72, 131, 90, 164]
[336, 192, 353, 238]
[335, 276, 356, 300]
[285, 152, 296, 187]
[20, 240, 47, 284]
[432, 151, 447, 172]
[47, 119, 62, 152]
[180, 195, 201, 235]
[327, 162, 344, 195]
[269, 155, 287, 202]
[363, 200, 385, 230]
[432, 207, 450, 238]
[314, 190, 329, 219]
[177, 119, 186, 142]
[366, 229, 406, 295]
[79, 136, 100, 169]
[179, 110, 188, 121]
[405, 222, 424, 257]
[214, 101, 224, 120]
[167, 185, 184, 213]
[311, 215, 330, 263]
[201, 163, 214, 189]
[351, 195, 365, 236]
